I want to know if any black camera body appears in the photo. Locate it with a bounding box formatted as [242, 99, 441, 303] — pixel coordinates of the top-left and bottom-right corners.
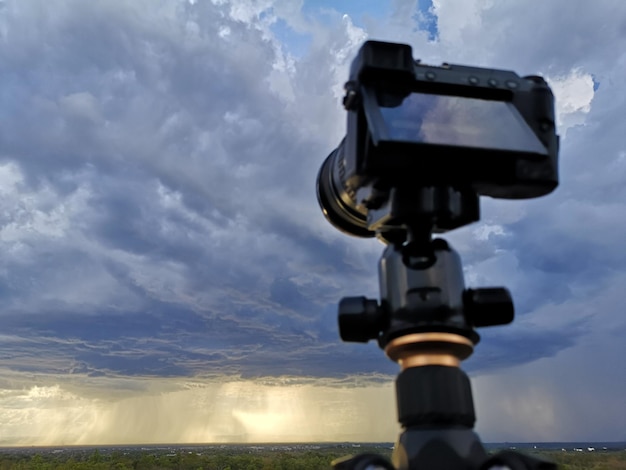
[317, 41, 559, 238]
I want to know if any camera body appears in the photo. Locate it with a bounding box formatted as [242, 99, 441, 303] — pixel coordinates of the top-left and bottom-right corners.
[317, 41, 559, 238]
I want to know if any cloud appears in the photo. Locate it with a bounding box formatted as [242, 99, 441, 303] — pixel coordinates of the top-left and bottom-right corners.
[473, 306, 626, 442]
[0, 0, 625, 443]
[0, 0, 397, 381]
[548, 69, 596, 136]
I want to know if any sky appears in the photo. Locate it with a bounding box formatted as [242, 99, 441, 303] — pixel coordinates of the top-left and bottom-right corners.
[0, 0, 625, 446]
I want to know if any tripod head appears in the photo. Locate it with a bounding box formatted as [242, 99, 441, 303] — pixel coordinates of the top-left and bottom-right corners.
[315, 41, 560, 469]
[335, 186, 513, 350]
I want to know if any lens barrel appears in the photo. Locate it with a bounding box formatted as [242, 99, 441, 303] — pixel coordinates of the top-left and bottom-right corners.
[316, 143, 374, 238]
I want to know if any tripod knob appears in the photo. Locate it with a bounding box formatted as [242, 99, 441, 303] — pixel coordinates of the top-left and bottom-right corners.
[338, 296, 385, 343]
[463, 288, 514, 327]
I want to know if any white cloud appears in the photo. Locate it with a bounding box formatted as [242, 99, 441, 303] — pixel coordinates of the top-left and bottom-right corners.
[432, 0, 483, 47]
[548, 69, 596, 136]
[0, 163, 89, 243]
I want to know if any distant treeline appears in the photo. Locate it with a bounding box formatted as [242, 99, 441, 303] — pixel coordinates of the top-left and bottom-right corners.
[0, 446, 384, 470]
[0, 447, 624, 469]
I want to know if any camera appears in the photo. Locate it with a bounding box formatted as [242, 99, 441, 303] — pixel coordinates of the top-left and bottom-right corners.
[317, 41, 559, 239]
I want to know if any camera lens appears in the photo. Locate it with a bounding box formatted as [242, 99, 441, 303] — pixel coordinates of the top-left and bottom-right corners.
[316, 141, 375, 238]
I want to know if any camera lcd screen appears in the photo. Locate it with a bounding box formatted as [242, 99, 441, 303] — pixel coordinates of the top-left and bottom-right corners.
[377, 93, 547, 155]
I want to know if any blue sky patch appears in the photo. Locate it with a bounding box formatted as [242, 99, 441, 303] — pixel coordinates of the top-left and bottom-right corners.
[302, 0, 390, 28]
[415, 0, 439, 41]
[592, 74, 600, 91]
[270, 17, 312, 58]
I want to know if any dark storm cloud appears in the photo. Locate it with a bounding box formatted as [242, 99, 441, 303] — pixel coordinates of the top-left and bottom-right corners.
[0, 0, 372, 378]
[0, 0, 624, 389]
[0, 304, 395, 378]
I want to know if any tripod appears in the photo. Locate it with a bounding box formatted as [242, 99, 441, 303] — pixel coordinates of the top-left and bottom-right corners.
[330, 188, 557, 470]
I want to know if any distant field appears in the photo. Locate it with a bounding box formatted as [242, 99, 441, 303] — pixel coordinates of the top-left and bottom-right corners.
[0, 443, 624, 469]
[533, 450, 626, 469]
